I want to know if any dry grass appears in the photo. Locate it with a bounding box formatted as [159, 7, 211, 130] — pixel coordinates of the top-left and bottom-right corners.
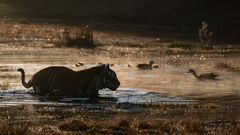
[198, 21, 213, 45]
[0, 122, 30, 135]
[0, 118, 237, 135]
[59, 119, 89, 132]
[56, 26, 94, 48]
[56, 117, 239, 135]
[58, 118, 133, 135]
[0, 21, 94, 48]
[0, 100, 238, 135]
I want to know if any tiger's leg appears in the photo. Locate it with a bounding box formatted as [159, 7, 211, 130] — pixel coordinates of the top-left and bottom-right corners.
[84, 88, 98, 99]
[46, 89, 61, 97]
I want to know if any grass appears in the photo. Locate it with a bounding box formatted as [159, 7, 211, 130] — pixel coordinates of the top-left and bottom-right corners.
[0, 118, 238, 135]
[59, 119, 89, 132]
[0, 122, 30, 135]
[198, 21, 213, 45]
[0, 20, 240, 59]
[56, 26, 94, 48]
[0, 97, 238, 135]
[56, 117, 239, 135]
[0, 119, 237, 135]
[0, 20, 94, 48]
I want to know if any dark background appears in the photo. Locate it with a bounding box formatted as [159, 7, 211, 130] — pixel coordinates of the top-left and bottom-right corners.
[1, 0, 240, 42]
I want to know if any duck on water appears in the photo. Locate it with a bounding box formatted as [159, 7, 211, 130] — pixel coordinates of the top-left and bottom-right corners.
[136, 60, 155, 70]
[187, 69, 218, 80]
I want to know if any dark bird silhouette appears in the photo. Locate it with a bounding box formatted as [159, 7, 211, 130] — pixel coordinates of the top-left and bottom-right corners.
[136, 60, 155, 70]
[187, 69, 218, 80]
[75, 62, 84, 67]
[110, 64, 114, 67]
[152, 64, 159, 68]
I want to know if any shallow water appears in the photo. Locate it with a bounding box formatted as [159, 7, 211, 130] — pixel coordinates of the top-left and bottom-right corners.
[99, 88, 195, 104]
[0, 46, 239, 106]
[0, 61, 239, 106]
[0, 88, 196, 107]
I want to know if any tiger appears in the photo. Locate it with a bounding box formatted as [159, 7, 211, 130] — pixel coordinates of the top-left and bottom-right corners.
[17, 64, 120, 98]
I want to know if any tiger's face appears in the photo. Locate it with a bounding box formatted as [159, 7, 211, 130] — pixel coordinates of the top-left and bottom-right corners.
[99, 64, 120, 91]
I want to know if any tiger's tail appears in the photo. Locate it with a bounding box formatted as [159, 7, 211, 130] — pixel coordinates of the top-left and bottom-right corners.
[17, 68, 32, 88]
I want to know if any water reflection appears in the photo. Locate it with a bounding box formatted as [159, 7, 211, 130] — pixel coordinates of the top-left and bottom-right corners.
[99, 88, 195, 104]
[0, 88, 195, 107]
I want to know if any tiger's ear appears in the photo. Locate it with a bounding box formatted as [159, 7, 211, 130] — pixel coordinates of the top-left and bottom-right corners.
[105, 64, 110, 70]
[100, 64, 109, 71]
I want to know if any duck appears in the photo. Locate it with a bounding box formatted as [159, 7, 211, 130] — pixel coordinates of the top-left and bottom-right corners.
[110, 64, 114, 67]
[136, 60, 155, 70]
[152, 64, 159, 69]
[97, 62, 103, 65]
[187, 69, 218, 80]
[75, 62, 84, 67]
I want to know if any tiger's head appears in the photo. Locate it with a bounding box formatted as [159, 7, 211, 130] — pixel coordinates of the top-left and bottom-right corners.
[98, 64, 120, 91]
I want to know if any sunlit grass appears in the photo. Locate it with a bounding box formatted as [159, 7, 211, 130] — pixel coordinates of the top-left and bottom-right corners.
[56, 26, 94, 48]
[0, 20, 94, 48]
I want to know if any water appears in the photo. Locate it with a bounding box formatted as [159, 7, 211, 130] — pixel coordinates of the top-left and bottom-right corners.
[0, 46, 239, 106]
[0, 88, 195, 107]
[99, 88, 195, 104]
[1, 61, 239, 106]
[115, 62, 240, 97]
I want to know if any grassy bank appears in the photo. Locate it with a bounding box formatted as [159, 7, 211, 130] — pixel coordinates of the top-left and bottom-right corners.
[0, 96, 239, 135]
